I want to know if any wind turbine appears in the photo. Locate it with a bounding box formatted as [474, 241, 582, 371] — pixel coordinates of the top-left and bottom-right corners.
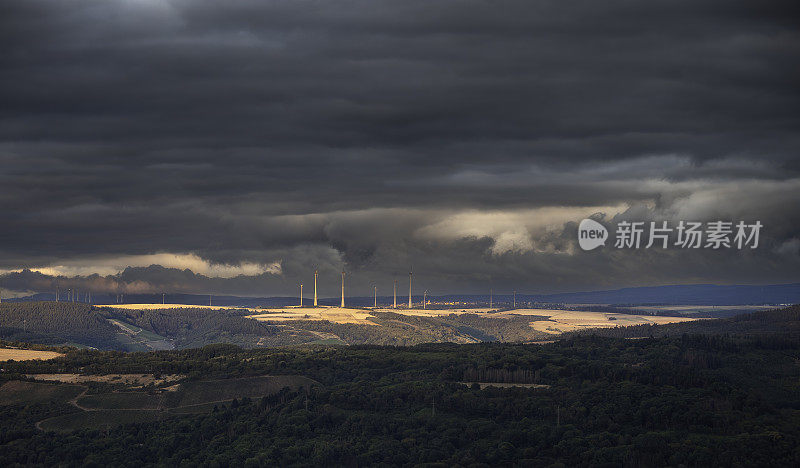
[340, 271, 346, 308]
[408, 271, 413, 308]
[313, 270, 318, 307]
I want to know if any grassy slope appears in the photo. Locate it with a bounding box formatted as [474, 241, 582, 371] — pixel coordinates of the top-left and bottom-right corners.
[34, 375, 317, 432]
[0, 381, 84, 405]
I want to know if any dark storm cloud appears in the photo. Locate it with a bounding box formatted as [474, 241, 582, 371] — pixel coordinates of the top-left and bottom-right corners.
[1, 0, 799, 295]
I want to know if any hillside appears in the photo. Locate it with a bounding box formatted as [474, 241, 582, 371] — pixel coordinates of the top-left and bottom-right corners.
[0, 302, 124, 350]
[4, 301, 797, 351]
[1, 329, 799, 465]
[0, 302, 315, 350]
[0, 302, 553, 349]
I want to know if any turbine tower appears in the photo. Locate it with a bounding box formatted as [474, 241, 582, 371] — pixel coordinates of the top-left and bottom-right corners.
[408, 271, 413, 308]
[489, 288, 493, 308]
[423, 290, 428, 309]
[513, 290, 516, 308]
[313, 270, 318, 307]
[300, 284, 303, 307]
[393, 280, 397, 308]
[373, 285, 377, 308]
[340, 271, 346, 308]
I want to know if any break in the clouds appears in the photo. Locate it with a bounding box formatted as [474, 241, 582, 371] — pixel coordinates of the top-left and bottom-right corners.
[1, 0, 799, 296]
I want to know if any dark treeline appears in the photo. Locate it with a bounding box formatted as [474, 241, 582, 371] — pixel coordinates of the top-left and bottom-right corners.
[565, 305, 800, 340]
[1, 325, 799, 465]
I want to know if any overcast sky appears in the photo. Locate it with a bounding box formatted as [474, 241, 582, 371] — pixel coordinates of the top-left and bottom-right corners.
[1, 0, 799, 297]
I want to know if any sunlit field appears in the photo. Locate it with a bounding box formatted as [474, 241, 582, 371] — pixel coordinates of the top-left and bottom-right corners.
[104, 303, 700, 331]
[247, 307, 377, 325]
[0, 348, 64, 361]
[499, 309, 699, 334]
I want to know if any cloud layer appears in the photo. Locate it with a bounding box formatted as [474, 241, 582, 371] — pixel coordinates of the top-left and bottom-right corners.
[1, 0, 799, 296]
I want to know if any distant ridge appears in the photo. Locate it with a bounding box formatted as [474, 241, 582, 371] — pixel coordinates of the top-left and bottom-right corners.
[6, 283, 800, 307]
[522, 283, 800, 305]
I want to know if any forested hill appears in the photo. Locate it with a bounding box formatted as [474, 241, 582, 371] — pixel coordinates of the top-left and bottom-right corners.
[567, 304, 800, 339]
[0, 302, 121, 349]
[1, 333, 799, 465]
[0, 302, 306, 351]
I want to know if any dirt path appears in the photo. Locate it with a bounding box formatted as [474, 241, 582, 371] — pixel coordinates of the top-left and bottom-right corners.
[69, 385, 90, 411]
[35, 384, 88, 432]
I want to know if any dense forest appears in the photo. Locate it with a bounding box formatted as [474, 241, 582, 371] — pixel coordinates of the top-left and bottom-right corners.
[0, 306, 798, 466]
[0, 302, 121, 349]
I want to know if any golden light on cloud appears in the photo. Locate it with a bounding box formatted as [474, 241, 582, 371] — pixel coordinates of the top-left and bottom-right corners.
[414, 205, 627, 255]
[2, 253, 282, 278]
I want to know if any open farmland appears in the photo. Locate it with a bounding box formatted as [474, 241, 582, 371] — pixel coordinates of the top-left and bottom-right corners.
[0, 348, 64, 361]
[247, 306, 377, 324]
[249, 306, 697, 335]
[498, 309, 699, 334]
[103, 303, 699, 335]
[372, 307, 498, 317]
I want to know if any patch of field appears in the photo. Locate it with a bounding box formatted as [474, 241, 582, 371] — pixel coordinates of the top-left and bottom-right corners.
[0, 348, 64, 361]
[459, 382, 551, 389]
[34, 374, 319, 432]
[248, 307, 377, 325]
[0, 381, 84, 405]
[27, 373, 184, 387]
[90, 376, 317, 410]
[77, 392, 164, 410]
[501, 309, 699, 334]
[165, 375, 318, 407]
[38, 409, 169, 433]
[372, 307, 497, 317]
